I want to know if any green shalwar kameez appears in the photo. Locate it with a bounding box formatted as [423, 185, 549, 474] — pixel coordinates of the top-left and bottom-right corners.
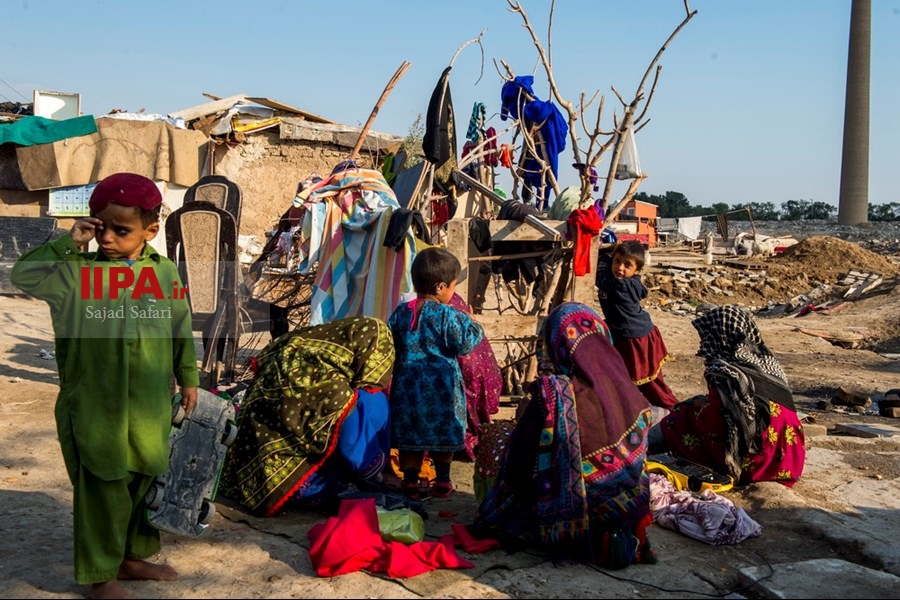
[11, 234, 199, 584]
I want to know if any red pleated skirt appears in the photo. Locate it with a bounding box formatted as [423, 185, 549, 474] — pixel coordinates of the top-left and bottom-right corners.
[613, 326, 679, 409]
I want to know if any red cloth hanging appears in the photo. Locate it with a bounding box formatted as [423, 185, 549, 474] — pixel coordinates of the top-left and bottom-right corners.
[483, 127, 499, 166]
[499, 144, 512, 168]
[431, 198, 450, 229]
[567, 208, 603, 276]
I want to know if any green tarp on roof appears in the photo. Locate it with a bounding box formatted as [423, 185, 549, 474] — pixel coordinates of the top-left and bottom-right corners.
[0, 115, 97, 146]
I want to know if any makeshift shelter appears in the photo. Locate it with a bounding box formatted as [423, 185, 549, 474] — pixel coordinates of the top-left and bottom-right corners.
[0, 93, 406, 384]
[0, 93, 403, 245]
[168, 93, 403, 241]
[0, 112, 208, 290]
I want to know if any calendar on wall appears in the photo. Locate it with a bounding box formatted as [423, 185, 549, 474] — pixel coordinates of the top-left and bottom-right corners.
[47, 183, 97, 217]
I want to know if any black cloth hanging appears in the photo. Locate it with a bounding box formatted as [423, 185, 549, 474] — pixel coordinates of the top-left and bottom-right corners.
[423, 66, 457, 167]
[468, 218, 493, 254]
[383, 208, 430, 252]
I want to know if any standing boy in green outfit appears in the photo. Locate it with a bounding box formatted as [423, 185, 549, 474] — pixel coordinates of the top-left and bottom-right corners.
[11, 172, 199, 599]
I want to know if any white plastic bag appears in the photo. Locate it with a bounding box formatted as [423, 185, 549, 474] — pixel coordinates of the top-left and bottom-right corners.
[615, 126, 642, 180]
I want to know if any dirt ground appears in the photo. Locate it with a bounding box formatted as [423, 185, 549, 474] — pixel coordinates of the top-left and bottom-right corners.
[2, 232, 900, 599]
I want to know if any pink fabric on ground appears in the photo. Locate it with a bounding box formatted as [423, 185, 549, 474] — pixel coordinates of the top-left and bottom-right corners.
[307, 498, 474, 578]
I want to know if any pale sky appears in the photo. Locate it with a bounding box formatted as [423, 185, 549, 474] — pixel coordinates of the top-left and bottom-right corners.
[3, 0, 898, 209]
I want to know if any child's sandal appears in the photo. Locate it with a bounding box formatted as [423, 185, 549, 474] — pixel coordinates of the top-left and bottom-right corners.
[402, 480, 426, 501]
[431, 481, 454, 499]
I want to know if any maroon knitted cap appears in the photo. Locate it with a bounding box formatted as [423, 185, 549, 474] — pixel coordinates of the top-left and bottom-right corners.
[89, 173, 162, 214]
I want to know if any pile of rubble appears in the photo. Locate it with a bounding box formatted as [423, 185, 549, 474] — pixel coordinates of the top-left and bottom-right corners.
[643, 232, 900, 315]
[701, 219, 900, 255]
[645, 263, 783, 311]
[645, 265, 889, 318]
[815, 387, 900, 420]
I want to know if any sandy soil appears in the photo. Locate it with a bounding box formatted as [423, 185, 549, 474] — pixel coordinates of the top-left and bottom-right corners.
[2, 234, 900, 599]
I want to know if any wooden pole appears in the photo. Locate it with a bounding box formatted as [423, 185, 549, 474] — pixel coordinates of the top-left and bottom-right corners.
[746, 204, 757, 238]
[407, 163, 431, 212]
[348, 60, 411, 161]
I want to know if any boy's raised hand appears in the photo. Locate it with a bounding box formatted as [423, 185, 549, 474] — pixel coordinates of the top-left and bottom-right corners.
[71, 217, 104, 246]
[180, 387, 198, 417]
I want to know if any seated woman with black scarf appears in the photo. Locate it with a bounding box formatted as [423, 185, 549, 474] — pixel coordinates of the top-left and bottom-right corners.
[650, 306, 805, 486]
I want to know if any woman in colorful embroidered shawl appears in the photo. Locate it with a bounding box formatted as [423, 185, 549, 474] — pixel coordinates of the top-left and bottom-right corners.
[449, 293, 502, 461]
[654, 306, 805, 486]
[469, 302, 656, 569]
[222, 317, 394, 517]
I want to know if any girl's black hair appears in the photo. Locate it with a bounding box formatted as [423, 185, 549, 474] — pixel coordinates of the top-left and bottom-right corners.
[411, 247, 461, 295]
[613, 240, 646, 270]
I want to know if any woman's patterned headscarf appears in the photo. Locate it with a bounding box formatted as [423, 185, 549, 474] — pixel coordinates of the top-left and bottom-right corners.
[538, 301, 613, 376]
[488, 301, 652, 566]
[692, 305, 787, 383]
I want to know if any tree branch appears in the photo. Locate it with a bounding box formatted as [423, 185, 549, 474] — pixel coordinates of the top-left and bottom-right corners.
[506, 0, 582, 166]
[450, 29, 488, 85]
[498, 1, 696, 212]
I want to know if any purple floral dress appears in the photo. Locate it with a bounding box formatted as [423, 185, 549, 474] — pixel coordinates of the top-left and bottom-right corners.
[450, 294, 502, 460]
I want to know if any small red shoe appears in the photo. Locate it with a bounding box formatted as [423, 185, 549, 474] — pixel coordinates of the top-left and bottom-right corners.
[402, 479, 430, 501]
[431, 481, 454, 499]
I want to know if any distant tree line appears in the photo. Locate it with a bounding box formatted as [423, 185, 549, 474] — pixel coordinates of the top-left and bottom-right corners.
[633, 191, 900, 222]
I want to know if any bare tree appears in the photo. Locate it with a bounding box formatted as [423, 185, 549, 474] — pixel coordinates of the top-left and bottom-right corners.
[498, 0, 697, 219]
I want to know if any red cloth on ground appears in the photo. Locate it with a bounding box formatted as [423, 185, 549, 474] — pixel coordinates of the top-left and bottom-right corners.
[439, 523, 501, 554]
[567, 208, 603, 276]
[307, 498, 474, 578]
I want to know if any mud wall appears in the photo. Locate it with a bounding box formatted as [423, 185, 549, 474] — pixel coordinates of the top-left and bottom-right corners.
[211, 131, 357, 240]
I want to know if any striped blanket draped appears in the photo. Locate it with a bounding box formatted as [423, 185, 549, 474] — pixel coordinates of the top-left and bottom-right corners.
[293, 168, 416, 325]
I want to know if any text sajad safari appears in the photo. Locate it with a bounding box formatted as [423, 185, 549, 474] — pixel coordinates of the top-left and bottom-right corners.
[85, 306, 172, 321]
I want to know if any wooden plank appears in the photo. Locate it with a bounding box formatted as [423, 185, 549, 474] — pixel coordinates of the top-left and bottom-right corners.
[796, 327, 864, 341]
[844, 275, 883, 299]
[573, 235, 600, 303]
[795, 327, 871, 348]
[445, 219, 471, 302]
[168, 94, 247, 121]
[246, 97, 334, 124]
[472, 312, 542, 333]
[489, 219, 567, 242]
[657, 260, 709, 271]
[525, 214, 561, 241]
